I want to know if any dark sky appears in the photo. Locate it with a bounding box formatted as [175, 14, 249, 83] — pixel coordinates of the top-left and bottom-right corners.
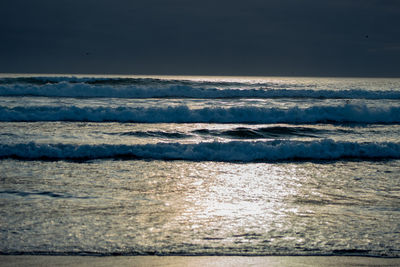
[1, 0, 399, 77]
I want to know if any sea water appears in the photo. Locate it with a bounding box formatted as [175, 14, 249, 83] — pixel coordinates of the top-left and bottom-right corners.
[0, 75, 399, 256]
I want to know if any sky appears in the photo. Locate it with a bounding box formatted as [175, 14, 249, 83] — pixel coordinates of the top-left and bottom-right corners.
[0, 0, 399, 77]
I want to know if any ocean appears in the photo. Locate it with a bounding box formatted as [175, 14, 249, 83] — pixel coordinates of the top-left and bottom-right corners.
[0, 74, 399, 257]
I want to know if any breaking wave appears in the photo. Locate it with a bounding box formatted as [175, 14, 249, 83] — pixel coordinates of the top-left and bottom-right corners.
[193, 126, 323, 139]
[1, 84, 400, 100]
[1, 140, 399, 161]
[1, 104, 399, 124]
[107, 126, 325, 140]
[0, 78, 399, 99]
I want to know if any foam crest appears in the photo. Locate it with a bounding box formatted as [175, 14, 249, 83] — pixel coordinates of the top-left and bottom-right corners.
[1, 104, 399, 123]
[1, 140, 399, 161]
[1, 83, 400, 99]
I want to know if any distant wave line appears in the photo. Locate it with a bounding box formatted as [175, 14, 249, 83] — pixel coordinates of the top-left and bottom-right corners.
[0, 76, 258, 87]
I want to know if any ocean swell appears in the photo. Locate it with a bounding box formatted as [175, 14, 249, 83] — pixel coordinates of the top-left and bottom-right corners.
[1, 140, 399, 161]
[1, 104, 399, 123]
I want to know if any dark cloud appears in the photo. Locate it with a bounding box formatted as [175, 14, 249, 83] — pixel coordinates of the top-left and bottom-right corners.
[0, 0, 399, 76]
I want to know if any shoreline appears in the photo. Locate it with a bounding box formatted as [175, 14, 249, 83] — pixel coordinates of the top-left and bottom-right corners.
[1, 256, 400, 267]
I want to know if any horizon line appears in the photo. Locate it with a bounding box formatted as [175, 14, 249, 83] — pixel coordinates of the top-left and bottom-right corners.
[1, 72, 399, 79]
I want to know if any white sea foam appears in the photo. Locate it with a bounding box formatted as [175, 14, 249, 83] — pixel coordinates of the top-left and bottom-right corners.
[1, 83, 400, 99]
[1, 140, 399, 161]
[1, 104, 399, 123]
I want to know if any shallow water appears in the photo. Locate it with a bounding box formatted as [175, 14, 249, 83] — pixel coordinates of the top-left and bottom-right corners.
[1, 159, 399, 256]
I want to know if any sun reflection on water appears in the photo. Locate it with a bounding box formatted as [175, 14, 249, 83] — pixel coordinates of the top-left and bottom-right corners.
[2, 159, 398, 255]
[163, 162, 303, 246]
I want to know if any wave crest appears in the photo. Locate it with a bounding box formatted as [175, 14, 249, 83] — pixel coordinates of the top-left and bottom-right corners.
[1, 81, 400, 99]
[1, 104, 399, 124]
[1, 140, 399, 161]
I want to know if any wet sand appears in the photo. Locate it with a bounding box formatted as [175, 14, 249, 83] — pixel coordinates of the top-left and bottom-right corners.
[1, 256, 400, 267]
